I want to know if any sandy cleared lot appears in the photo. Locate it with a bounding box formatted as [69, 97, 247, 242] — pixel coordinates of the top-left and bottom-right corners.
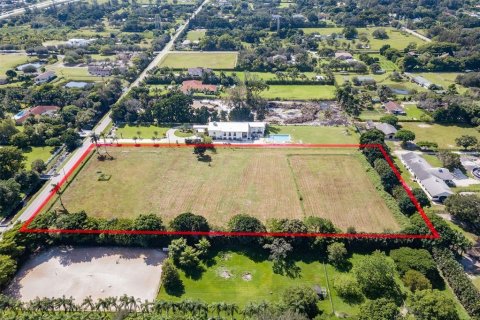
[5, 246, 166, 302]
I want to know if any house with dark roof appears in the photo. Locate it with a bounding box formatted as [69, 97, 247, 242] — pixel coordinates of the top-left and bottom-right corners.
[34, 71, 56, 85]
[383, 101, 406, 115]
[187, 67, 212, 78]
[400, 152, 454, 202]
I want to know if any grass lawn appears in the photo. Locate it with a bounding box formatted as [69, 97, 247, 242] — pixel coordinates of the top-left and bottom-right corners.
[334, 72, 422, 94]
[368, 54, 399, 71]
[399, 122, 480, 149]
[0, 54, 35, 75]
[186, 29, 206, 41]
[22, 147, 55, 169]
[301, 27, 343, 35]
[422, 153, 443, 167]
[359, 105, 426, 121]
[159, 52, 238, 69]
[45, 65, 109, 82]
[473, 276, 480, 291]
[50, 147, 400, 232]
[224, 71, 317, 81]
[259, 85, 336, 100]
[270, 125, 359, 144]
[114, 124, 171, 139]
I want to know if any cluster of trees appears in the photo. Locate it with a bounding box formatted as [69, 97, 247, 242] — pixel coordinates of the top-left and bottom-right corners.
[360, 129, 430, 216]
[445, 194, 480, 234]
[145, 67, 237, 86]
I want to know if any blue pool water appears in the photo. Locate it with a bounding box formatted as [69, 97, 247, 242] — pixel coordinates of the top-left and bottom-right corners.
[268, 134, 291, 143]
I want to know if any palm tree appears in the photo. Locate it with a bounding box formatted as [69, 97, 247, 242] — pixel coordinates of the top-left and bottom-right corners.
[81, 296, 94, 312]
[51, 183, 67, 212]
[90, 133, 100, 153]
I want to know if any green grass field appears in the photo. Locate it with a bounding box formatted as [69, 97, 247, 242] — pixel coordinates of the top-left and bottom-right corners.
[400, 122, 480, 149]
[114, 124, 171, 139]
[270, 125, 358, 144]
[0, 54, 35, 75]
[159, 52, 238, 69]
[359, 105, 426, 121]
[334, 72, 422, 94]
[411, 72, 467, 93]
[45, 65, 109, 82]
[304, 27, 425, 51]
[50, 147, 400, 232]
[23, 147, 55, 169]
[186, 29, 206, 41]
[224, 71, 317, 81]
[259, 85, 336, 100]
[158, 251, 470, 319]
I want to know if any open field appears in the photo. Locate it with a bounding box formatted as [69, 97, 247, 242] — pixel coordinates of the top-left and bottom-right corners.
[411, 72, 467, 93]
[186, 29, 206, 41]
[302, 27, 425, 50]
[6, 246, 166, 302]
[45, 65, 109, 82]
[259, 85, 336, 100]
[159, 52, 238, 69]
[270, 125, 359, 144]
[0, 54, 35, 75]
[359, 105, 426, 121]
[400, 122, 480, 149]
[50, 147, 400, 232]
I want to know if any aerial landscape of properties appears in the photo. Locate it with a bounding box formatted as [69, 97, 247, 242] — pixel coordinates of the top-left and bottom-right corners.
[0, 0, 480, 319]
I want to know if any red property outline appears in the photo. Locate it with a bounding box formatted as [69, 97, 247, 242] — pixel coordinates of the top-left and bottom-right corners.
[19, 143, 440, 240]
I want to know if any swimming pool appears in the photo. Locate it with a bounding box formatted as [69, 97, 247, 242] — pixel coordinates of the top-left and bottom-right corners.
[268, 134, 291, 143]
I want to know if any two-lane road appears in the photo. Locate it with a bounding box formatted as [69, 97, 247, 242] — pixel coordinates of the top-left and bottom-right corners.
[7, 0, 210, 231]
[0, 0, 79, 20]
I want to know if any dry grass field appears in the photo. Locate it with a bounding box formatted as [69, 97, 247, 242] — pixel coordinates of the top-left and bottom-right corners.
[53, 147, 401, 232]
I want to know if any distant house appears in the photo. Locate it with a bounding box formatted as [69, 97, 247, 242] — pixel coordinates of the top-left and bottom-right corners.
[0, 78, 7, 85]
[88, 65, 113, 77]
[13, 105, 60, 124]
[269, 54, 288, 63]
[406, 73, 433, 89]
[188, 67, 212, 78]
[181, 80, 217, 94]
[181, 39, 192, 47]
[34, 71, 56, 84]
[197, 121, 266, 140]
[400, 152, 454, 202]
[367, 121, 397, 139]
[354, 76, 375, 86]
[66, 38, 95, 47]
[334, 51, 353, 60]
[383, 101, 406, 115]
[292, 14, 306, 21]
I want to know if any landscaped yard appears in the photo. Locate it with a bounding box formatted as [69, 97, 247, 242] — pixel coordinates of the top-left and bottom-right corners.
[259, 85, 336, 100]
[400, 122, 480, 149]
[270, 125, 358, 144]
[113, 124, 171, 139]
[45, 64, 109, 82]
[49, 147, 401, 232]
[359, 105, 426, 121]
[159, 52, 238, 69]
[158, 251, 470, 319]
[23, 147, 55, 169]
[411, 72, 467, 93]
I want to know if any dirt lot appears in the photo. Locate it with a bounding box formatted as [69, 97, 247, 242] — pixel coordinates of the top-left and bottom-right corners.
[5, 247, 166, 302]
[48, 147, 401, 232]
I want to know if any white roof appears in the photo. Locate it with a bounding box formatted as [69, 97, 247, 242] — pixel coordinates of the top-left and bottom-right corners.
[207, 122, 265, 132]
[421, 177, 453, 197]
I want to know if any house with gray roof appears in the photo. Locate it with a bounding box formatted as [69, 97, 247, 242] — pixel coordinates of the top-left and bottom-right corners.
[400, 152, 454, 202]
[366, 121, 397, 139]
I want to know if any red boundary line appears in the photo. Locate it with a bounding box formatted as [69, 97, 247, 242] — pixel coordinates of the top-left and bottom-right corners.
[19, 143, 440, 240]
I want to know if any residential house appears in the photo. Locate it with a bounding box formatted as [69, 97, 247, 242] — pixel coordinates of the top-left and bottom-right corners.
[268, 54, 288, 63]
[66, 38, 95, 47]
[88, 65, 113, 77]
[366, 121, 397, 139]
[406, 73, 433, 89]
[383, 101, 406, 115]
[354, 76, 375, 86]
[34, 71, 56, 84]
[400, 152, 454, 202]
[13, 105, 60, 124]
[188, 67, 212, 78]
[335, 51, 353, 60]
[181, 80, 217, 94]
[196, 121, 266, 140]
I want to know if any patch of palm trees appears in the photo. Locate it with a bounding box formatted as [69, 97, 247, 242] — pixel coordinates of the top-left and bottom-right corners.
[90, 133, 113, 160]
[0, 294, 273, 319]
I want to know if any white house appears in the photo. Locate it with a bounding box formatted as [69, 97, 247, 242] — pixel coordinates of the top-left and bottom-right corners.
[400, 152, 454, 202]
[195, 122, 266, 140]
[66, 38, 95, 47]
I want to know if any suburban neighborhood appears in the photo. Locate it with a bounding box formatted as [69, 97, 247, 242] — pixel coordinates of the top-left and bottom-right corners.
[0, 0, 480, 319]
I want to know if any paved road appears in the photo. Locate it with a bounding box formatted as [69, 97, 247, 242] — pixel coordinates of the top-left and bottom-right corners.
[5, 0, 209, 231]
[0, 0, 79, 20]
[401, 27, 432, 43]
